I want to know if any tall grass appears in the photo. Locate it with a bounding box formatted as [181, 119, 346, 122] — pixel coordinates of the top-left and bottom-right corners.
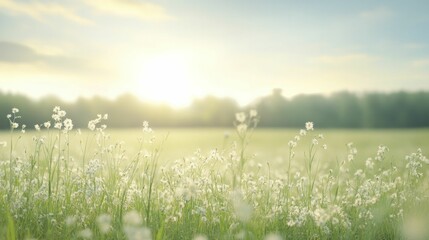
[0, 107, 429, 240]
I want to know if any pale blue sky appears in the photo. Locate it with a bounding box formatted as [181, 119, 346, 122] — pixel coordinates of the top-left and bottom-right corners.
[0, 0, 428, 106]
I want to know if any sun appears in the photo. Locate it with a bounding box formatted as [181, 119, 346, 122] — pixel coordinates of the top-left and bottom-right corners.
[133, 53, 193, 107]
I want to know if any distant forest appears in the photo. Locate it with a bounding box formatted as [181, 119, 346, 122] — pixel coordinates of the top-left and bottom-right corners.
[1, 89, 429, 129]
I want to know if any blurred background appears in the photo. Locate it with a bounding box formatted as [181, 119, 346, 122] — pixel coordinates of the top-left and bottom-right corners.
[0, 0, 429, 129]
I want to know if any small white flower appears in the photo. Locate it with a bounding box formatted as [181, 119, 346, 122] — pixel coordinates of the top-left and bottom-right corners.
[235, 112, 246, 123]
[44, 121, 51, 129]
[54, 122, 62, 130]
[305, 122, 314, 131]
[78, 228, 92, 239]
[12, 122, 19, 129]
[6, 114, 11, 119]
[65, 215, 77, 226]
[96, 214, 112, 234]
[88, 121, 96, 131]
[58, 110, 66, 117]
[142, 121, 152, 133]
[12, 108, 19, 113]
[299, 129, 307, 136]
[63, 118, 73, 132]
[288, 140, 297, 148]
[123, 210, 142, 226]
[34, 124, 41, 131]
[312, 138, 318, 145]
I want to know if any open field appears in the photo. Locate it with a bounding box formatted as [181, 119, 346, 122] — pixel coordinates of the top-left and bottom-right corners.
[1, 112, 429, 239]
[2, 128, 428, 167]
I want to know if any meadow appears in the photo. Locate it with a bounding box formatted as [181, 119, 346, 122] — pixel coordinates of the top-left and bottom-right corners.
[1, 107, 429, 239]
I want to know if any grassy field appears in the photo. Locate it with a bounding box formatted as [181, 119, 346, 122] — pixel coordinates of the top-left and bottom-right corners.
[1, 108, 429, 239]
[3, 128, 428, 167]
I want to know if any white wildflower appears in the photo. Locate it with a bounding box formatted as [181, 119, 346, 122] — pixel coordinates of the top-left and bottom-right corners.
[365, 158, 374, 169]
[58, 110, 66, 117]
[125, 227, 151, 240]
[123, 210, 142, 226]
[235, 112, 246, 123]
[264, 233, 283, 240]
[97, 214, 112, 234]
[305, 122, 314, 131]
[78, 228, 92, 239]
[143, 121, 152, 133]
[231, 190, 253, 222]
[312, 138, 318, 145]
[288, 140, 297, 148]
[63, 118, 73, 133]
[34, 124, 41, 131]
[65, 215, 77, 226]
[54, 122, 62, 130]
[88, 120, 96, 131]
[44, 121, 51, 129]
[12, 108, 19, 113]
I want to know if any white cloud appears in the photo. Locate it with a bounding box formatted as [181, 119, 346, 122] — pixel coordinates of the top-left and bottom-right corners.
[0, 0, 93, 25]
[82, 0, 172, 21]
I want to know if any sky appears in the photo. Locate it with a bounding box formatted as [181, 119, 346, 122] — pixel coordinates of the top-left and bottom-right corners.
[0, 0, 429, 107]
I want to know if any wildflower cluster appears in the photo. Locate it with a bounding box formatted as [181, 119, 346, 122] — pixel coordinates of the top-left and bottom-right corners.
[234, 109, 258, 135]
[0, 107, 428, 240]
[7, 107, 21, 130]
[51, 106, 73, 133]
[88, 114, 108, 131]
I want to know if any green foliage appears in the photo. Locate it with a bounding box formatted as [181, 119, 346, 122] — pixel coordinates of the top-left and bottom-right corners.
[1, 90, 429, 129]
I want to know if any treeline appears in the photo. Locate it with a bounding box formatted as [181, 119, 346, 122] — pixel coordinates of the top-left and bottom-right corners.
[0, 90, 429, 129]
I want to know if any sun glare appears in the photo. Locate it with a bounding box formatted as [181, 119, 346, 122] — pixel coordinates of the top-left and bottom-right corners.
[133, 53, 193, 108]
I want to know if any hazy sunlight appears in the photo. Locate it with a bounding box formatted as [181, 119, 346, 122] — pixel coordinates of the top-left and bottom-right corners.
[133, 53, 193, 107]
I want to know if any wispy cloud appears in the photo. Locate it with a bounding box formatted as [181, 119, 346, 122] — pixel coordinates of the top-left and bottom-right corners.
[0, 41, 103, 75]
[0, 0, 92, 25]
[0, 41, 39, 63]
[316, 54, 376, 65]
[359, 6, 392, 22]
[82, 0, 172, 21]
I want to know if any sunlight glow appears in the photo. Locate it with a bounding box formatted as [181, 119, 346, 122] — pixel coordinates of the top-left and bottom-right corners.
[133, 53, 193, 107]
